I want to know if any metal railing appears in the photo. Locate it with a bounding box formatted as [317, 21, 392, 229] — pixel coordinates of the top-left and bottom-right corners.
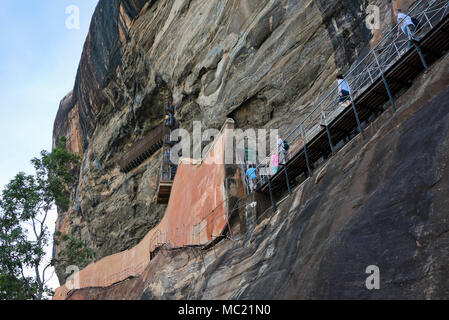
[57, 1, 449, 294]
[159, 147, 178, 182]
[152, 0, 449, 253]
[245, 0, 449, 196]
[120, 124, 169, 172]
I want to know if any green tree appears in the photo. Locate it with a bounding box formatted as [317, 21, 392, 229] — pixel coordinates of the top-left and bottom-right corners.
[0, 137, 92, 300]
[53, 231, 96, 282]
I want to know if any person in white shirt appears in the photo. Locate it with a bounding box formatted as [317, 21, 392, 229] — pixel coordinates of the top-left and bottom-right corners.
[337, 74, 351, 107]
[395, 8, 418, 48]
[278, 138, 289, 165]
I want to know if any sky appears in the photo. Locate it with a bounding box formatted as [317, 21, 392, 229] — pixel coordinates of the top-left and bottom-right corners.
[0, 0, 98, 292]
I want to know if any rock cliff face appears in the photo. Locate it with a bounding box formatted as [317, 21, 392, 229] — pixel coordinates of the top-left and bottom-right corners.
[64, 54, 449, 300]
[52, 0, 448, 299]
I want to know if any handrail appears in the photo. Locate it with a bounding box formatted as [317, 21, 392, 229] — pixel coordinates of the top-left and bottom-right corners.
[120, 124, 169, 171]
[55, 1, 449, 298]
[250, 0, 449, 179]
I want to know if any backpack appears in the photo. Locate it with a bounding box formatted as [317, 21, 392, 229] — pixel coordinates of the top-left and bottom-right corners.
[283, 141, 290, 151]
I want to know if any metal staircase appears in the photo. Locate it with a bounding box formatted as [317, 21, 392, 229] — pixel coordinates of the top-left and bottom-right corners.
[246, 0, 449, 206]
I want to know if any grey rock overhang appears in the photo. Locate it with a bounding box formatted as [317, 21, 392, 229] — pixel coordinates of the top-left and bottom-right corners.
[53, 0, 150, 152]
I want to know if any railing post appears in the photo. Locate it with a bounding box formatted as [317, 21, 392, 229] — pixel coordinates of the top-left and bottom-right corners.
[423, 12, 433, 29]
[414, 42, 428, 70]
[321, 110, 335, 154]
[301, 126, 313, 178]
[283, 160, 292, 195]
[373, 49, 397, 113]
[367, 67, 374, 83]
[241, 164, 250, 195]
[349, 91, 365, 140]
[405, 25, 428, 70]
[393, 43, 401, 57]
[267, 176, 277, 211]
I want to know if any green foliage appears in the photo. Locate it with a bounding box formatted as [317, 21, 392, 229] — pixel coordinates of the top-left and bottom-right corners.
[0, 274, 38, 300]
[30, 136, 80, 212]
[0, 137, 81, 300]
[53, 231, 96, 276]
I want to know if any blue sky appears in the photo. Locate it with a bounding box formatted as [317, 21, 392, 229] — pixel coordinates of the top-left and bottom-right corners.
[0, 0, 99, 291]
[0, 0, 98, 189]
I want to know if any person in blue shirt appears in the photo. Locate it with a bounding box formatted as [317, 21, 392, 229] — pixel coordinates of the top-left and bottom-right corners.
[246, 166, 257, 192]
[337, 74, 351, 107]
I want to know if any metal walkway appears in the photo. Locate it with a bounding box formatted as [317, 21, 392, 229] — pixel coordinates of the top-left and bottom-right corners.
[156, 143, 178, 204]
[156, 113, 179, 204]
[250, 0, 449, 199]
[120, 124, 169, 173]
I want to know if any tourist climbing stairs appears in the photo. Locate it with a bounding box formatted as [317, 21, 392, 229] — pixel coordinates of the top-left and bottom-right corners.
[247, 0, 449, 204]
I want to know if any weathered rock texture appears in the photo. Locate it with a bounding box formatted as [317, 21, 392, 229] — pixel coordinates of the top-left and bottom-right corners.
[53, 120, 245, 299]
[66, 53, 449, 300]
[52, 0, 447, 299]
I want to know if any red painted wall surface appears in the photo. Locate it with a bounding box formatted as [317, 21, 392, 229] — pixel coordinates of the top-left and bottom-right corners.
[53, 121, 233, 299]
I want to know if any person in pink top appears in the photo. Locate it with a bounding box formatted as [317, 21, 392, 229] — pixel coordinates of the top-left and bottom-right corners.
[271, 154, 280, 175]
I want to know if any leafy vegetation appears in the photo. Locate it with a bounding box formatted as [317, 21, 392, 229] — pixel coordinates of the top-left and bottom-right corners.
[0, 137, 94, 300]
